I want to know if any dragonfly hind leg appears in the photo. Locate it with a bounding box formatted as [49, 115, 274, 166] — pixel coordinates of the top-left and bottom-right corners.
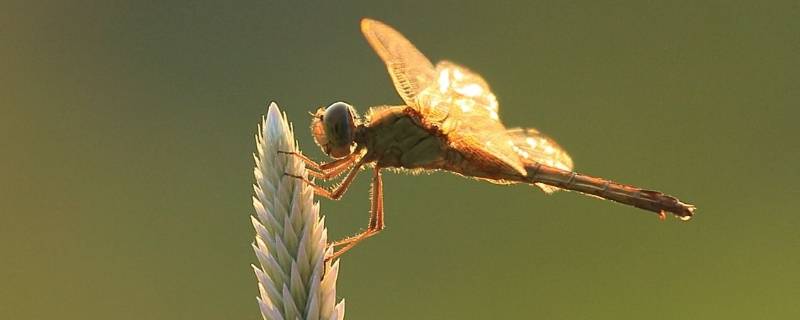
[327, 168, 385, 262]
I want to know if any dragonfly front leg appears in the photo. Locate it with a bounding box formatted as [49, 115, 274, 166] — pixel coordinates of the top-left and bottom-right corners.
[327, 168, 385, 261]
[279, 151, 357, 180]
[305, 156, 358, 180]
[285, 158, 366, 200]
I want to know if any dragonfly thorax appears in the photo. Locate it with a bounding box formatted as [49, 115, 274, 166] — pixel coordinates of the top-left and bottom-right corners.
[311, 101, 360, 158]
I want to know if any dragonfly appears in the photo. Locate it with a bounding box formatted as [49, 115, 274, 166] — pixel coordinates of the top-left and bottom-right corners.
[284, 18, 696, 261]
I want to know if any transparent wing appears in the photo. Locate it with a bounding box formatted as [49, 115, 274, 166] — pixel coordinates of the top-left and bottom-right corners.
[506, 128, 573, 170]
[361, 19, 525, 176]
[417, 61, 526, 176]
[507, 128, 574, 193]
[360, 18, 436, 108]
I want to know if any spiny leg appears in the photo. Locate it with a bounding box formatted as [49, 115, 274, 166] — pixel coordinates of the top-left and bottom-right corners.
[279, 151, 357, 180]
[305, 156, 356, 180]
[333, 168, 385, 245]
[285, 158, 366, 200]
[277, 150, 324, 170]
[327, 168, 385, 261]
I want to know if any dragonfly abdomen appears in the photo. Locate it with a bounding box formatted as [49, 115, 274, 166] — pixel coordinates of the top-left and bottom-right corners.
[523, 163, 696, 220]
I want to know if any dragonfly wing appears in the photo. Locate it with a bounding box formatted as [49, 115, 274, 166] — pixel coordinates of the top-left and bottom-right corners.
[360, 18, 436, 107]
[418, 61, 526, 176]
[360, 20, 525, 176]
[506, 128, 574, 193]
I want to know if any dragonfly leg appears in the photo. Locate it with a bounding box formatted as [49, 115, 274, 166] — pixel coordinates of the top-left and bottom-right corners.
[285, 158, 366, 200]
[314, 155, 358, 180]
[279, 151, 357, 180]
[278, 151, 323, 170]
[327, 168, 385, 261]
[302, 157, 356, 180]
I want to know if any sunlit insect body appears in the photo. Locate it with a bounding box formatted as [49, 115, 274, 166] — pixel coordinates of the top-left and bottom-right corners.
[285, 19, 696, 261]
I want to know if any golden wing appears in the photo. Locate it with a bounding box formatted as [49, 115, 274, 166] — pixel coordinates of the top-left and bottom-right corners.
[418, 61, 527, 176]
[360, 18, 436, 108]
[506, 128, 574, 193]
[361, 19, 525, 176]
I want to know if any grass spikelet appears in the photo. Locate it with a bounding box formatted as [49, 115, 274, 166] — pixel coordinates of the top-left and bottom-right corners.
[252, 102, 345, 320]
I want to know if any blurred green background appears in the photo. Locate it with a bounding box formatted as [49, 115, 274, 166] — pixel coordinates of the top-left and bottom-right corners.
[2, 1, 798, 319]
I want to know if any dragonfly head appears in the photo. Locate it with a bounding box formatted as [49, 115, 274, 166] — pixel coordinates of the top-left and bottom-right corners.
[311, 101, 359, 158]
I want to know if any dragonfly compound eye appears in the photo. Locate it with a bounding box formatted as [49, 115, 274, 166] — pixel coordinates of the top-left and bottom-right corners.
[321, 101, 357, 158]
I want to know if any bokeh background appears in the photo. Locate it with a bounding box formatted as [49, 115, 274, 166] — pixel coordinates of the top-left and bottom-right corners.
[2, 1, 798, 319]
